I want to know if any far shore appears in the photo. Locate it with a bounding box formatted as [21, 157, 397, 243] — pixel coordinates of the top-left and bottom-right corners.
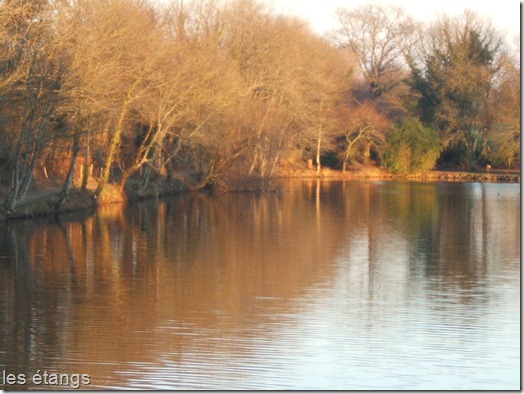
[0, 167, 519, 221]
[275, 166, 521, 183]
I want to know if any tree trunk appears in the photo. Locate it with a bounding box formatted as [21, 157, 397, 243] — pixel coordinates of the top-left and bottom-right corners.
[139, 165, 153, 190]
[248, 149, 259, 176]
[95, 120, 124, 196]
[316, 125, 322, 175]
[81, 130, 91, 190]
[363, 141, 371, 163]
[4, 112, 50, 211]
[166, 161, 175, 183]
[95, 80, 140, 196]
[316, 99, 325, 176]
[56, 132, 81, 210]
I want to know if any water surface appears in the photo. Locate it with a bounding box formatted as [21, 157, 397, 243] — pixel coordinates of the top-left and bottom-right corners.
[0, 180, 520, 390]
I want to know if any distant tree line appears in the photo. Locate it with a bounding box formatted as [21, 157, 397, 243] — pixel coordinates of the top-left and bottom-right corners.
[0, 0, 519, 208]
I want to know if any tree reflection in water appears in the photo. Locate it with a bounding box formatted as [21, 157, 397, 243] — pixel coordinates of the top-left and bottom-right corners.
[0, 181, 520, 390]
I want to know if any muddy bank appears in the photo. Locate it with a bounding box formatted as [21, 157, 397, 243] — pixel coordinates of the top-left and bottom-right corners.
[0, 188, 98, 221]
[276, 167, 520, 183]
[0, 168, 519, 220]
[0, 179, 190, 221]
[410, 170, 520, 183]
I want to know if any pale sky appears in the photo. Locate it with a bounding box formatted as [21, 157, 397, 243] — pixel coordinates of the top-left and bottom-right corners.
[268, 0, 521, 41]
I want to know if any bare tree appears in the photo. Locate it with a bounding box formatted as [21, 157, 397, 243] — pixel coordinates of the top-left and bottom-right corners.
[337, 101, 388, 172]
[333, 3, 417, 100]
[60, 0, 161, 197]
[0, 0, 68, 211]
[221, 0, 347, 178]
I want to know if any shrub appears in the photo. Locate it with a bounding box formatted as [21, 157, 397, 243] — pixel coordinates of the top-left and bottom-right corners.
[383, 117, 440, 175]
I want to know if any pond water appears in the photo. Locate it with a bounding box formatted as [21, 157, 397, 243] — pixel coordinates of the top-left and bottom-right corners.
[0, 180, 520, 390]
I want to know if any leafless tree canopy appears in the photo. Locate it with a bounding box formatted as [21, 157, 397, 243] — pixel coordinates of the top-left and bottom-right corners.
[0, 0, 518, 210]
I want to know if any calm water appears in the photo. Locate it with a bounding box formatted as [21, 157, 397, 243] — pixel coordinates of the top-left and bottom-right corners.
[0, 180, 520, 390]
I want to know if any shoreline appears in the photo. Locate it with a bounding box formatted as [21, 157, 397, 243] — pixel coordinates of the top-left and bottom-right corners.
[276, 168, 521, 183]
[0, 168, 519, 221]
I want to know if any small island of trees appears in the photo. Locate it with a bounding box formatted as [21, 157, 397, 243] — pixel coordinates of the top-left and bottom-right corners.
[0, 0, 520, 216]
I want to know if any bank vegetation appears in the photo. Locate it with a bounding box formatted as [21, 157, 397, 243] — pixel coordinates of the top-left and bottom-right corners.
[0, 0, 520, 217]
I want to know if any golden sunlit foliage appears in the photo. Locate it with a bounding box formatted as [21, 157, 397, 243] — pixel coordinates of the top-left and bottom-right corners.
[0, 0, 519, 212]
